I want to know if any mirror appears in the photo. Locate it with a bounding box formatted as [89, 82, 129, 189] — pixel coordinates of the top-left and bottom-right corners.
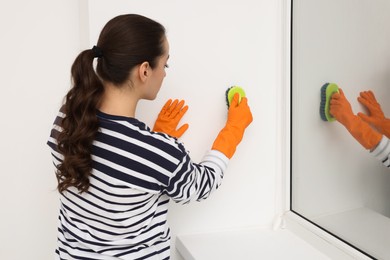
[291, 0, 390, 259]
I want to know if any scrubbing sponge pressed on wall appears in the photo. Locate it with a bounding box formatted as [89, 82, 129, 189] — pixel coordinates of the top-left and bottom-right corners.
[212, 85, 252, 158]
[225, 86, 246, 108]
[320, 83, 339, 122]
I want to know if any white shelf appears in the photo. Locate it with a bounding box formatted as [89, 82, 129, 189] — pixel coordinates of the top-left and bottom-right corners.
[176, 228, 331, 260]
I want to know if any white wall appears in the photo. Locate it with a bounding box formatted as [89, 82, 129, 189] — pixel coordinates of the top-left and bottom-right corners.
[292, 0, 390, 218]
[0, 1, 82, 259]
[0, 0, 283, 259]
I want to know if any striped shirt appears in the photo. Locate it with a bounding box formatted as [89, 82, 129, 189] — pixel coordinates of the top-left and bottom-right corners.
[371, 135, 390, 168]
[47, 110, 229, 260]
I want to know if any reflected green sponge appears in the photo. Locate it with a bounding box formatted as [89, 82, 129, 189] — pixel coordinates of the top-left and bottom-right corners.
[320, 83, 339, 122]
[225, 86, 246, 108]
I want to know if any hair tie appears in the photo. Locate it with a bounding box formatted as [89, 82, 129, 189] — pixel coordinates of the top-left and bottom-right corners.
[92, 45, 103, 58]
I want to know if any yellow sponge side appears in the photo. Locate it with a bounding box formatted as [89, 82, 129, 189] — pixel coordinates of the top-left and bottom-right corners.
[226, 86, 246, 107]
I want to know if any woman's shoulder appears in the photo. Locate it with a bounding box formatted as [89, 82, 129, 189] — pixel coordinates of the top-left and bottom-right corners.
[96, 111, 188, 160]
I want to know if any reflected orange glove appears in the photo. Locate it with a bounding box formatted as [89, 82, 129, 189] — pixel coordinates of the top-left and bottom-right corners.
[357, 90, 390, 139]
[212, 93, 253, 158]
[330, 88, 382, 150]
[153, 99, 189, 138]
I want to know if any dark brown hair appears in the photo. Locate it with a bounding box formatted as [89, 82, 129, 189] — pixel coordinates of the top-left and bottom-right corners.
[56, 14, 166, 193]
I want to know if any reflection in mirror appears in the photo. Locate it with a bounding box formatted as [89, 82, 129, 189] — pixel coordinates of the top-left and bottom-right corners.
[291, 0, 390, 259]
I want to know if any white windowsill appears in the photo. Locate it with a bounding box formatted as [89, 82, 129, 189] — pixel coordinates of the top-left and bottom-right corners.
[310, 207, 390, 260]
[176, 226, 331, 260]
[176, 208, 388, 260]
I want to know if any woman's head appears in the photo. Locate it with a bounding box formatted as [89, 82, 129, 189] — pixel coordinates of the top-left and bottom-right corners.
[96, 14, 167, 86]
[56, 14, 167, 193]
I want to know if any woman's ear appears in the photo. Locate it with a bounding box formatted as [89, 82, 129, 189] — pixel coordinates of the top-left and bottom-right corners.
[138, 61, 150, 82]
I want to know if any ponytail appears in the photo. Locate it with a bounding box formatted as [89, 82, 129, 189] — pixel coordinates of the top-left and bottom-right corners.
[54, 14, 166, 193]
[56, 49, 104, 193]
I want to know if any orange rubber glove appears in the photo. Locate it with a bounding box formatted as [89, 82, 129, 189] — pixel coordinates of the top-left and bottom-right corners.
[330, 88, 382, 150]
[153, 99, 189, 138]
[212, 93, 253, 158]
[357, 90, 390, 139]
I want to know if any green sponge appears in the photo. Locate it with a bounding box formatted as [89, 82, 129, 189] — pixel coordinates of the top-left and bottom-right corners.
[225, 86, 246, 108]
[320, 83, 339, 122]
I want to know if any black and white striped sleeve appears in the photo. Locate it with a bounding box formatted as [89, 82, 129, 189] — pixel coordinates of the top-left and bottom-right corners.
[164, 149, 229, 204]
[371, 136, 390, 168]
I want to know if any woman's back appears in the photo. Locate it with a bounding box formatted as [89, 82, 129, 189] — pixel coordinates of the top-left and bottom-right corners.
[49, 108, 233, 259]
[49, 110, 186, 259]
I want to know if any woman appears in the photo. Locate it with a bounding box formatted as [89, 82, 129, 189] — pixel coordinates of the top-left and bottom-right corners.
[47, 14, 253, 259]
